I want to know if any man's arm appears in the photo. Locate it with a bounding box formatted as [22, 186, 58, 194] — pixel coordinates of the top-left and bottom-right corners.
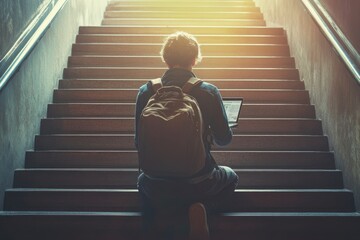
[134, 83, 152, 149]
[208, 86, 233, 146]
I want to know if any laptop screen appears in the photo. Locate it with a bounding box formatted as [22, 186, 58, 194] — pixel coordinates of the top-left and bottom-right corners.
[223, 98, 243, 126]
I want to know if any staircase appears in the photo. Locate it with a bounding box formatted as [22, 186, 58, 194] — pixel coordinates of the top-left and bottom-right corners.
[1, 0, 359, 239]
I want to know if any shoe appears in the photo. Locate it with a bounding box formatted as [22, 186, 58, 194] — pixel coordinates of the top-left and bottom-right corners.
[188, 203, 210, 240]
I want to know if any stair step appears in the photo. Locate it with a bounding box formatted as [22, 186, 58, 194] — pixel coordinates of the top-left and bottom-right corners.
[68, 56, 295, 68]
[106, 6, 260, 12]
[47, 103, 316, 118]
[63, 68, 299, 80]
[79, 26, 285, 35]
[34, 135, 329, 151]
[25, 150, 335, 169]
[213, 212, 360, 239]
[0, 211, 359, 240]
[102, 18, 266, 26]
[76, 35, 287, 44]
[40, 118, 323, 135]
[103, 11, 263, 19]
[4, 189, 354, 212]
[53, 89, 308, 104]
[13, 169, 343, 189]
[72, 43, 290, 56]
[4, 212, 360, 240]
[59, 79, 303, 89]
[107, 1, 257, 8]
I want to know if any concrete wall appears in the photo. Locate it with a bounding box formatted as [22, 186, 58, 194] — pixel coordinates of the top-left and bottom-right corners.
[254, 0, 360, 209]
[0, 0, 51, 58]
[0, 0, 109, 210]
[320, 0, 360, 52]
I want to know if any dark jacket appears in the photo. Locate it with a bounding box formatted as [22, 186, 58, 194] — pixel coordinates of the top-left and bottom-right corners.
[135, 68, 232, 177]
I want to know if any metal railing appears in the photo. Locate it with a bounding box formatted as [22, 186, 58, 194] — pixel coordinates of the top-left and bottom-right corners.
[302, 0, 360, 85]
[0, 0, 68, 92]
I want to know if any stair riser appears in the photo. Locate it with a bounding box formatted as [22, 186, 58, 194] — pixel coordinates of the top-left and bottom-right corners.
[79, 26, 285, 35]
[53, 89, 309, 104]
[212, 216, 360, 240]
[47, 104, 316, 118]
[40, 119, 323, 135]
[72, 44, 290, 56]
[4, 190, 354, 212]
[25, 151, 335, 169]
[76, 35, 287, 44]
[13, 170, 343, 189]
[68, 56, 295, 68]
[102, 19, 266, 26]
[108, 1, 256, 7]
[63, 68, 300, 80]
[34, 135, 329, 151]
[106, 6, 260, 12]
[59, 79, 303, 89]
[103, 11, 264, 19]
[1, 214, 359, 240]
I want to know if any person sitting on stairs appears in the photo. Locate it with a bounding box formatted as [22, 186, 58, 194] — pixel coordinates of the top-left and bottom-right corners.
[135, 31, 239, 239]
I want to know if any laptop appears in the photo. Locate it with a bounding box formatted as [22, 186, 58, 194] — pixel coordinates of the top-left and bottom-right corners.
[223, 98, 243, 128]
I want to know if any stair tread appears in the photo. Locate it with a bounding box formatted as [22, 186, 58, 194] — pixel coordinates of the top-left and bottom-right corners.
[15, 168, 342, 172]
[63, 67, 300, 81]
[40, 118, 323, 135]
[25, 149, 335, 170]
[103, 12, 264, 19]
[68, 56, 295, 67]
[13, 168, 343, 189]
[59, 79, 303, 89]
[72, 43, 290, 56]
[53, 88, 308, 102]
[46, 103, 317, 119]
[76, 35, 285, 42]
[73, 43, 289, 45]
[106, 7, 260, 12]
[1, 210, 359, 217]
[42, 117, 315, 119]
[79, 26, 285, 35]
[6, 188, 351, 192]
[102, 19, 266, 26]
[34, 134, 329, 151]
[1, 211, 359, 240]
[107, 1, 257, 7]
[104, 10, 260, 12]
[4, 188, 355, 212]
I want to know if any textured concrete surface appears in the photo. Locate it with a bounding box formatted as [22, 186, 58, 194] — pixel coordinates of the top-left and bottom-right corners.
[255, 0, 360, 209]
[0, 0, 108, 210]
[0, 0, 49, 57]
[321, 0, 360, 53]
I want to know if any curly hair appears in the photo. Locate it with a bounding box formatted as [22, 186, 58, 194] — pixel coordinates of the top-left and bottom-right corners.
[160, 31, 202, 68]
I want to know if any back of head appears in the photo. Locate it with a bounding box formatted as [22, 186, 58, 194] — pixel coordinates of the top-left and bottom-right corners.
[160, 31, 202, 68]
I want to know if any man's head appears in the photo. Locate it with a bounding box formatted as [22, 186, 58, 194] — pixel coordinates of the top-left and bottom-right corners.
[160, 31, 202, 69]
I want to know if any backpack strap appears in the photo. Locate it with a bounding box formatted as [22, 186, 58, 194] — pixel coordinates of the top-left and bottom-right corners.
[182, 77, 202, 94]
[150, 78, 163, 93]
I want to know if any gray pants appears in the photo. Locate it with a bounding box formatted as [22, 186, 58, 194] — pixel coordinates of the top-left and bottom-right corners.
[138, 166, 239, 212]
[137, 166, 238, 238]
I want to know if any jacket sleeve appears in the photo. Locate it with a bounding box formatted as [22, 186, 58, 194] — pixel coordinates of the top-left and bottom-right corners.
[134, 83, 152, 149]
[208, 86, 233, 146]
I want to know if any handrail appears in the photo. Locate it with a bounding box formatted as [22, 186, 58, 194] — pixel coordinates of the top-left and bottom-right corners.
[0, 0, 68, 92]
[302, 0, 360, 85]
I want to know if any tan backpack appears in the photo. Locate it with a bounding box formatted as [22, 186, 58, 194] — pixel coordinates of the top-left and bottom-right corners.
[138, 77, 206, 178]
